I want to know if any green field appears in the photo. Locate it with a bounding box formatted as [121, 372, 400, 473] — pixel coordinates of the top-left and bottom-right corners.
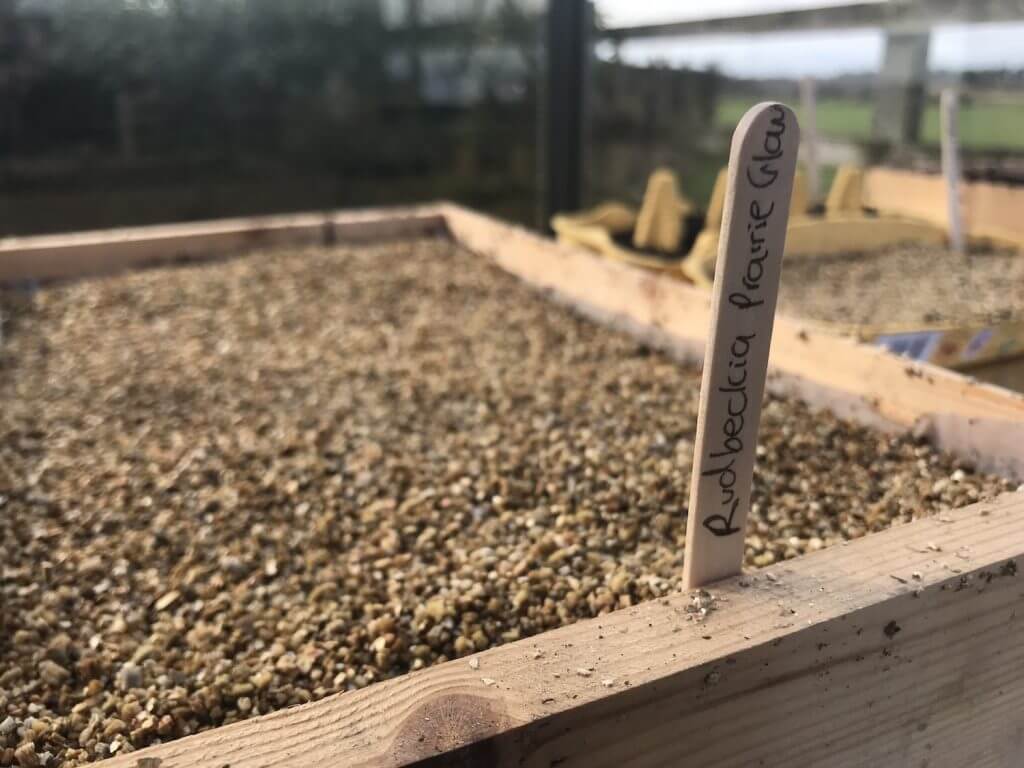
[715, 97, 1024, 151]
[716, 98, 873, 142]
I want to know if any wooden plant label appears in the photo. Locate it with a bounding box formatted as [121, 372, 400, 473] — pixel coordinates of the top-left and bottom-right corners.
[682, 103, 800, 590]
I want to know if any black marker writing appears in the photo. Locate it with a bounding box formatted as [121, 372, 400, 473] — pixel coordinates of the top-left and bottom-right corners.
[745, 105, 787, 189]
[702, 332, 755, 537]
[702, 105, 789, 538]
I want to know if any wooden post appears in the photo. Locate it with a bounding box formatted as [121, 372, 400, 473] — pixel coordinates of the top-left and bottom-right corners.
[799, 77, 820, 204]
[544, 0, 591, 228]
[940, 88, 965, 255]
[872, 31, 930, 147]
[682, 103, 800, 590]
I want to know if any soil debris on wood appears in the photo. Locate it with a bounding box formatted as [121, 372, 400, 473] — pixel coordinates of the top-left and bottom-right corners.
[0, 237, 1012, 765]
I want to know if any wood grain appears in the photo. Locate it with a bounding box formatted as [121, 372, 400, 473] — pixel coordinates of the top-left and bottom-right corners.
[684, 102, 800, 588]
[0, 206, 447, 282]
[102, 492, 1024, 767]
[862, 166, 1024, 247]
[861, 168, 949, 231]
[962, 178, 1024, 248]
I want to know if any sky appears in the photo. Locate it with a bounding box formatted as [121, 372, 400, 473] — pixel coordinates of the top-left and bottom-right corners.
[594, 0, 1024, 77]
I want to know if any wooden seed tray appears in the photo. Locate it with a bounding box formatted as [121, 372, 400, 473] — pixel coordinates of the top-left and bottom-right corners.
[3, 203, 1024, 767]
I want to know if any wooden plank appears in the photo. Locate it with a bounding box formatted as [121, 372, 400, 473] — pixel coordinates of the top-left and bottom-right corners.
[963, 180, 1024, 248]
[862, 167, 1024, 247]
[784, 215, 946, 256]
[0, 206, 448, 282]
[861, 167, 948, 230]
[103, 492, 1024, 768]
[443, 204, 1024, 479]
[684, 103, 800, 588]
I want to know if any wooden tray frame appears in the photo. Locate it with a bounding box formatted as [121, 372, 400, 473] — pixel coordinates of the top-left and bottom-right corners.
[3, 203, 1024, 767]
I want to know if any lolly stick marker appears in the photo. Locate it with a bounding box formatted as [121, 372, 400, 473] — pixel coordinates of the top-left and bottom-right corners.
[682, 103, 800, 590]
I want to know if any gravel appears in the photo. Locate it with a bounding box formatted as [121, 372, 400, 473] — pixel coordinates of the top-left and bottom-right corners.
[778, 243, 1024, 327]
[0, 237, 1013, 765]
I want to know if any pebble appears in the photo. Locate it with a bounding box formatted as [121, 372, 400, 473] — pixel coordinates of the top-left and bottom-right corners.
[0, 717, 17, 736]
[154, 590, 181, 611]
[14, 743, 40, 768]
[0, 238, 1012, 765]
[37, 661, 69, 687]
[102, 719, 127, 739]
[116, 663, 143, 692]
